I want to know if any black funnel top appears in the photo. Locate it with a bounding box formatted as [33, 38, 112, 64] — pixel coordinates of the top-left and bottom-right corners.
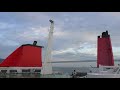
[33, 41, 37, 46]
[22, 41, 44, 48]
[102, 30, 110, 38]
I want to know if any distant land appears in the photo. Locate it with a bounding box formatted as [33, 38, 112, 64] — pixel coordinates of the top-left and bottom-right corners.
[0, 58, 4, 63]
[51, 60, 120, 63]
[0, 59, 120, 63]
[0, 58, 3, 60]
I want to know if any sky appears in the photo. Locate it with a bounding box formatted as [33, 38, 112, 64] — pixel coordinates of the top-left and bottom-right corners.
[0, 12, 120, 67]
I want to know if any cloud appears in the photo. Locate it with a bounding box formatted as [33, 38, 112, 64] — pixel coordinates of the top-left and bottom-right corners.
[53, 48, 77, 55]
[0, 40, 20, 46]
[52, 42, 97, 61]
[18, 26, 49, 41]
[101, 12, 120, 18]
[112, 47, 120, 59]
[15, 12, 50, 22]
[17, 25, 67, 41]
[0, 22, 17, 29]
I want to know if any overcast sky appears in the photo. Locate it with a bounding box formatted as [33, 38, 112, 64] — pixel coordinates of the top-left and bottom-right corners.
[0, 12, 120, 67]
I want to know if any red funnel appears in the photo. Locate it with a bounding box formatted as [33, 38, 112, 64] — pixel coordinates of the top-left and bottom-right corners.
[0, 43, 43, 67]
[97, 31, 114, 67]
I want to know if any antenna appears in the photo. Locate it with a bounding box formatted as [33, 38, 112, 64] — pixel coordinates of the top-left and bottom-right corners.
[41, 20, 54, 75]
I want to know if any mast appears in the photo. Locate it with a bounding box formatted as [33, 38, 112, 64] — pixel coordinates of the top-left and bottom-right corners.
[41, 20, 54, 75]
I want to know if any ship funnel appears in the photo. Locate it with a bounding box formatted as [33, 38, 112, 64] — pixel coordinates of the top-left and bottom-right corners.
[97, 31, 114, 67]
[0, 42, 43, 67]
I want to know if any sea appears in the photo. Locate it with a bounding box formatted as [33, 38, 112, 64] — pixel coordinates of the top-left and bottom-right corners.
[52, 61, 120, 74]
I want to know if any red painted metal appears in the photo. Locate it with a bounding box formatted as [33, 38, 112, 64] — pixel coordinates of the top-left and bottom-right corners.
[0, 44, 43, 67]
[97, 31, 114, 67]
